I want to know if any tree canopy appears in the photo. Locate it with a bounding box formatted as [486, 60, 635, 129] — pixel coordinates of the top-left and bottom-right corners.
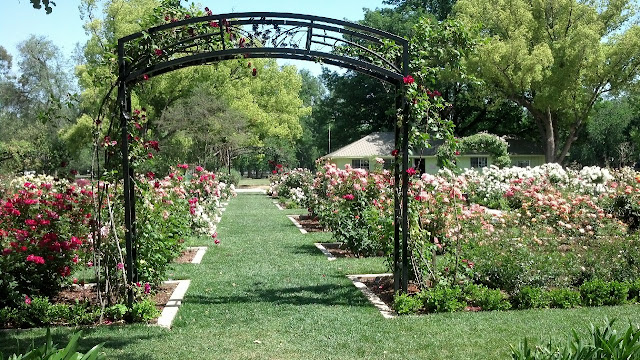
[455, 0, 640, 163]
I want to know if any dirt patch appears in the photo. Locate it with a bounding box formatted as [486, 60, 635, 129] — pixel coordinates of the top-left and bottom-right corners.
[294, 214, 327, 232]
[175, 248, 198, 264]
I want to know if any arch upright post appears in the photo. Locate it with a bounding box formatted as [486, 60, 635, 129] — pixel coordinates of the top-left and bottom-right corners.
[117, 38, 136, 309]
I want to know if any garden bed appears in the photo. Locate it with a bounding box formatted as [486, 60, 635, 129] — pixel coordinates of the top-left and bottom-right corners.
[174, 247, 207, 264]
[53, 282, 178, 313]
[1, 282, 181, 329]
[355, 274, 418, 310]
[292, 214, 326, 232]
[175, 248, 198, 263]
[318, 242, 356, 258]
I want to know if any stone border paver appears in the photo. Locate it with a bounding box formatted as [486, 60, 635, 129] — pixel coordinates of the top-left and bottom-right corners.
[286, 215, 307, 234]
[157, 279, 191, 329]
[347, 274, 396, 319]
[187, 246, 208, 264]
[273, 201, 284, 211]
[314, 243, 337, 261]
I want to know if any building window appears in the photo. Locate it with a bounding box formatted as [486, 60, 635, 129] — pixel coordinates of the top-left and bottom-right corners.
[514, 159, 531, 167]
[470, 157, 488, 168]
[351, 159, 370, 169]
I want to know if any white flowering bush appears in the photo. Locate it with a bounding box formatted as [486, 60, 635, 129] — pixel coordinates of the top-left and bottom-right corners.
[269, 168, 314, 208]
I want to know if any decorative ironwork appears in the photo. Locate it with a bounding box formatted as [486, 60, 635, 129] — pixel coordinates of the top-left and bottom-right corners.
[117, 12, 412, 307]
[119, 12, 407, 84]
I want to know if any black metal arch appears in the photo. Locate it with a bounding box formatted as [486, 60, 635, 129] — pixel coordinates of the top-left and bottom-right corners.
[117, 11, 411, 307]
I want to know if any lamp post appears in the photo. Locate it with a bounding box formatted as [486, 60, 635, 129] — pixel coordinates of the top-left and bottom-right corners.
[328, 123, 331, 154]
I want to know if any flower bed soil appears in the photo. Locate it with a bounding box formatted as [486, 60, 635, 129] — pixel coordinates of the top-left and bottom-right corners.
[357, 276, 485, 314]
[320, 242, 356, 258]
[0, 282, 180, 329]
[175, 248, 198, 263]
[357, 275, 419, 309]
[293, 214, 327, 232]
[53, 281, 178, 313]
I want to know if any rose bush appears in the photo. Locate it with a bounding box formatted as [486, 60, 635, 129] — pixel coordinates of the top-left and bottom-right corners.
[0, 175, 92, 306]
[268, 168, 314, 208]
[309, 162, 393, 256]
[307, 161, 640, 314]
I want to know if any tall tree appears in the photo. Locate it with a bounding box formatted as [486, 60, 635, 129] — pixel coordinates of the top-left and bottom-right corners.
[571, 98, 638, 167]
[384, 0, 456, 20]
[455, 0, 640, 163]
[0, 37, 76, 173]
[295, 70, 326, 168]
[77, 0, 309, 173]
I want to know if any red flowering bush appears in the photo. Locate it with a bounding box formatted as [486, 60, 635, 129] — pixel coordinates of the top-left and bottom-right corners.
[0, 176, 92, 306]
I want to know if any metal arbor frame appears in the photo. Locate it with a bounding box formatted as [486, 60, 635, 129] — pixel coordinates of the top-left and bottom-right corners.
[116, 12, 412, 306]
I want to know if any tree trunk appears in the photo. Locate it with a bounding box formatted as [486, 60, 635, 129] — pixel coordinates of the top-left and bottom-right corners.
[542, 107, 556, 163]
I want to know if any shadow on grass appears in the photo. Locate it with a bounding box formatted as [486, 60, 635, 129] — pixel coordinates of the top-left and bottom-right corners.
[0, 327, 164, 360]
[187, 282, 371, 308]
[289, 243, 325, 257]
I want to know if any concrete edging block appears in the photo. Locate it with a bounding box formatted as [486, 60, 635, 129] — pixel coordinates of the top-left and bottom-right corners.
[347, 274, 396, 319]
[286, 215, 307, 234]
[157, 279, 191, 329]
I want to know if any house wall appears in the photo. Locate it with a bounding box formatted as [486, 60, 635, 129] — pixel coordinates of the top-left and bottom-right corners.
[510, 155, 546, 167]
[328, 155, 546, 173]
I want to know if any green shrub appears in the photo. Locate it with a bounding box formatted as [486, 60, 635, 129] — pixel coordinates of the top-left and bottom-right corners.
[129, 298, 159, 322]
[511, 319, 640, 360]
[393, 293, 422, 315]
[546, 288, 581, 309]
[464, 284, 511, 311]
[105, 304, 128, 321]
[18, 297, 51, 327]
[67, 303, 100, 326]
[218, 169, 241, 186]
[46, 304, 71, 323]
[512, 286, 550, 309]
[419, 285, 466, 313]
[580, 280, 629, 306]
[0, 307, 17, 327]
[627, 279, 640, 302]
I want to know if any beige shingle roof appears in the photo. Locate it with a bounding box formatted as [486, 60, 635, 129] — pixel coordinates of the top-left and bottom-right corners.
[323, 132, 544, 158]
[324, 132, 396, 158]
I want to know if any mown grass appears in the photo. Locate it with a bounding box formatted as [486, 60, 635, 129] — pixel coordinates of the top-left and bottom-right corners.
[2, 193, 640, 359]
[238, 178, 270, 187]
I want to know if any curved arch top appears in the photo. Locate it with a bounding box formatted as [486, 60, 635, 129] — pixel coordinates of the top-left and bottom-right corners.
[117, 12, 409, 86]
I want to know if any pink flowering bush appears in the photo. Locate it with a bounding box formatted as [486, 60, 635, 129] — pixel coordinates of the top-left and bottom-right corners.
[310, 162, 393, 256]
[0, 175, 92, 306]
[309, 161, 640, 308]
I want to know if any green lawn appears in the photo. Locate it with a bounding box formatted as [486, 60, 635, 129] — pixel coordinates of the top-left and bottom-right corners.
[2, 193, 640, 359]
[238, 178, 270, 187]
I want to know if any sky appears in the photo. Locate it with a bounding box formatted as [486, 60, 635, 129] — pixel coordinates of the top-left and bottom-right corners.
[0, 0, 391, 75]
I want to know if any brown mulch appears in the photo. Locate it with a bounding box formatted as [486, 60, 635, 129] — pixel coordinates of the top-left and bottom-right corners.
[52, 282, 178, 312]
[320, 242, 357, 258]
[175, 248, 198, 264]
[294, 214, 327, 232]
